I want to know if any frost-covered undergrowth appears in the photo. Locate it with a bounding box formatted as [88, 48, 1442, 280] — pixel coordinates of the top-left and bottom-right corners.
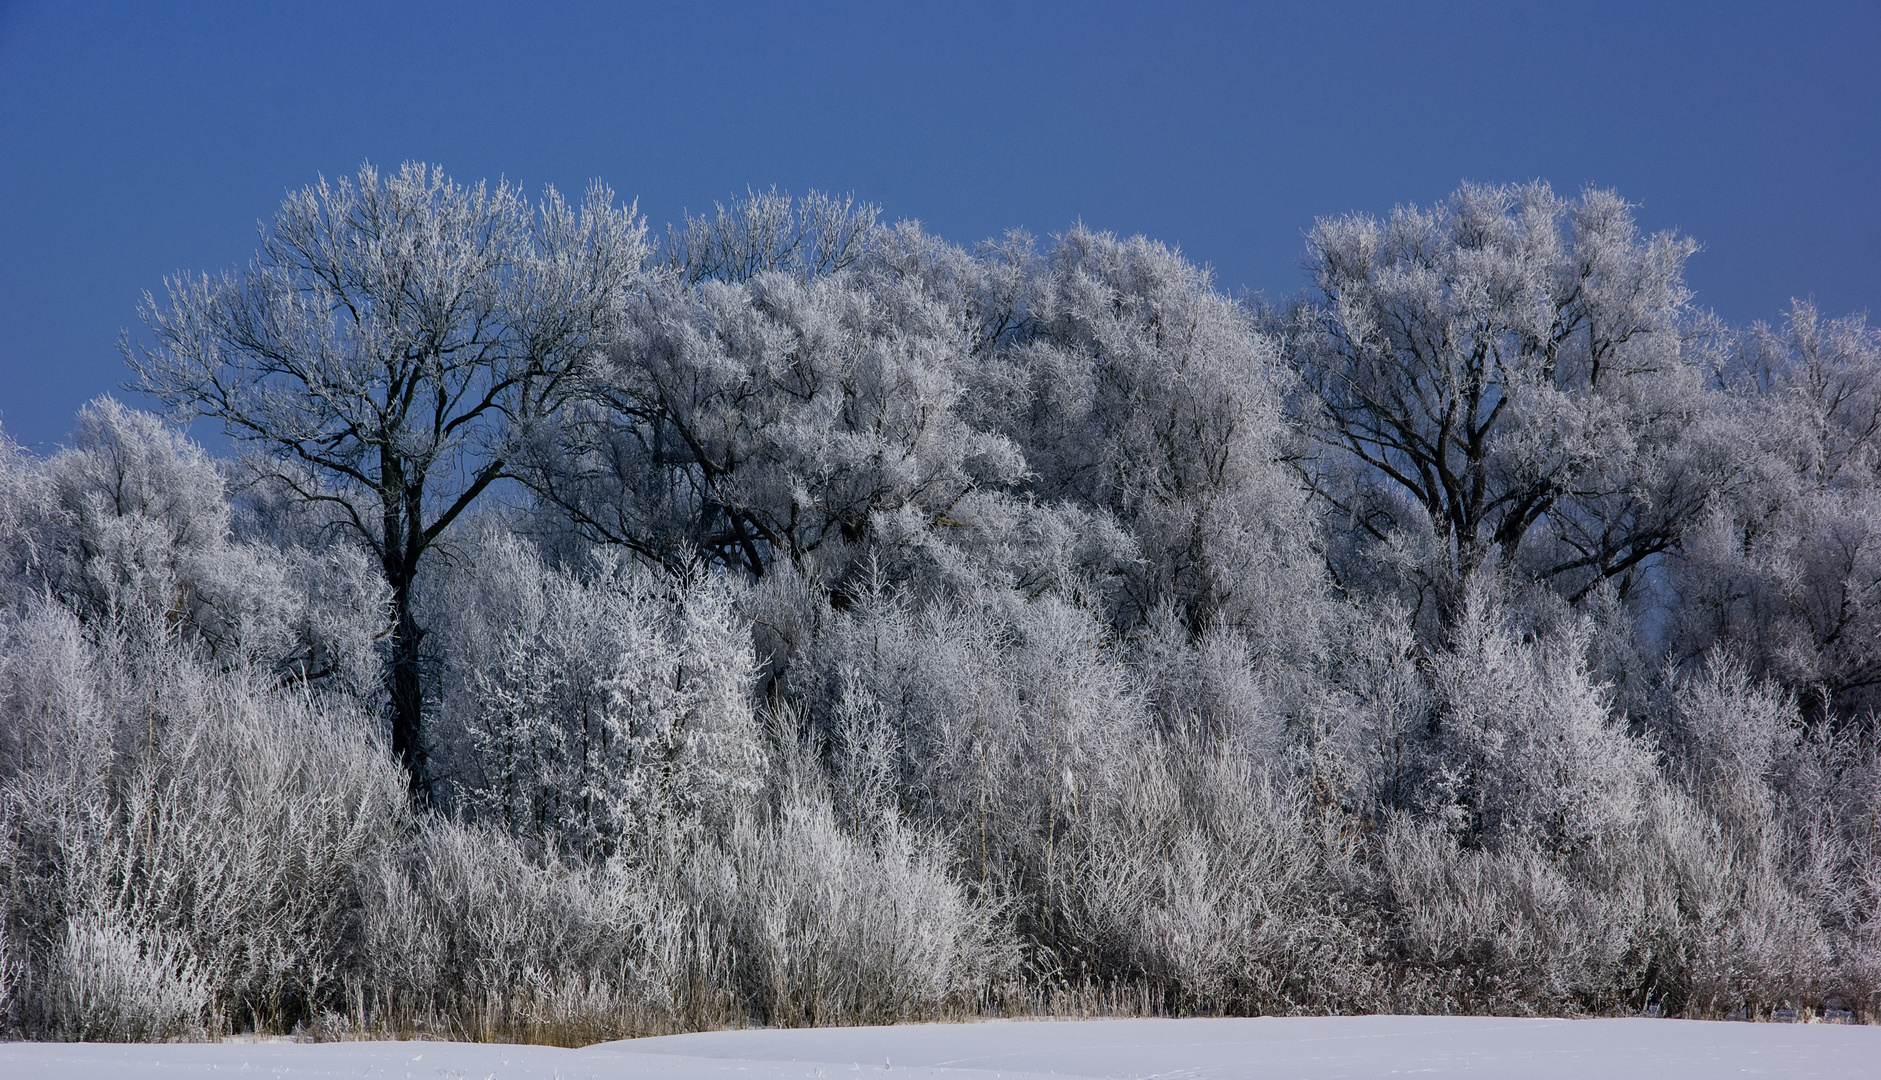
[11, 183, 1881, 1034]
[3, 1017, 1877, 1080]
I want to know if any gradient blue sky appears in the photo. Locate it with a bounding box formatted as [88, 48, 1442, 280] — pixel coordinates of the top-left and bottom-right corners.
[2, 0, 1876, 452]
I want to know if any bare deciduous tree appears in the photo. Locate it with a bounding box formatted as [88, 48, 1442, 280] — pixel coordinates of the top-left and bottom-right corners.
[1289, 183, 1714, 629]
[128, 162, 649, 796]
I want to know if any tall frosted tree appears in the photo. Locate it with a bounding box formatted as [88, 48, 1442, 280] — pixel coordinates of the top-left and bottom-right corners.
[128, 162, 650, 797]
[1287, 183, 1726, 631]
[1004, 226, 1321, 644]
[526, 192, 1028, 593]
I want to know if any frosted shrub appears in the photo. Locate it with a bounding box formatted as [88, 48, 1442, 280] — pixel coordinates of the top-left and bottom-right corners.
[1132, 618, 1287, 756]
[53, 914, 214, 1041]
[1064, 738, 1375, 1013]
[351, 779, 1012, 1039]
[1422, 593, 1655, 856]
[1638, 786, 1828, 1015]
[1634, 664, 1848, 1014]
[1380, 816, 1646, 1013]
[350, 819, 730, 1042]
[0, 924, 15, 1031]
[1328, 602, 1430, 817]
[726, 777, 1014, 1026]
[793, 582, 1011, 872]
[808, 584, 1149, 914]
[430, 531, 764, 862]
[1662, 656, 1797, 832]
[0, 601, 407, 1036]
[1800, 734, 1881, 1016]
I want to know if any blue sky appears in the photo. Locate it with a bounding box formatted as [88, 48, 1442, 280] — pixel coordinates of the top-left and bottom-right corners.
[1, 0, 1876, 452]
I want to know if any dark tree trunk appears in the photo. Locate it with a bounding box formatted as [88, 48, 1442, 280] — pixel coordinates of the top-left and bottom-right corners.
[387, 578, 429, 802]
[381, 445, 430, 802]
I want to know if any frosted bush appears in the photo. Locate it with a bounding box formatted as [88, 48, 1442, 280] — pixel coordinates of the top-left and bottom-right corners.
[1422, 592, 1655, 856]
[54, 915, 214, 1041]
[429, 530, 764, 862]
[728, 782, 1014, 1026]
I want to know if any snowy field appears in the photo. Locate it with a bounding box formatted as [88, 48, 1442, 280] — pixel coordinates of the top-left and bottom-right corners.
[3, 1016, 1877, 1080]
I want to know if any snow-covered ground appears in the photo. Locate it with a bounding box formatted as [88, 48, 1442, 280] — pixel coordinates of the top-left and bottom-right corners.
[3, 1015, 1876, 1079]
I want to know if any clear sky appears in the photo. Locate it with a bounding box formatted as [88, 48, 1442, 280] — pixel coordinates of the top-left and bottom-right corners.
[1, 0, 1876, 453]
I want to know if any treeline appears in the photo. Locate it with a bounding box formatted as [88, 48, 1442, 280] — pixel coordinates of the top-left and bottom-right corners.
[1, 168, 1878, 1040]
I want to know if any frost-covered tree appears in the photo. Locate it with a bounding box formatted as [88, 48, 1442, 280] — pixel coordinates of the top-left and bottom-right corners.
[1672, 301, 1881, 719]
[128, 162, 650, 795]
[1000, 227, 1325, 646]
[1288, 183, 1726, 632]
[528, 197, 1027, 594]
[1, 400, 386, 694]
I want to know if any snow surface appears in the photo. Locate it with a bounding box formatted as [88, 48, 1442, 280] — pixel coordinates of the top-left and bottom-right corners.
[2, 1016, 1877, 1080]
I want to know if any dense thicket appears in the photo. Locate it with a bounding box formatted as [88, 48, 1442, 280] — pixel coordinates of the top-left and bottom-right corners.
[2, 172, 1878, 1040]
